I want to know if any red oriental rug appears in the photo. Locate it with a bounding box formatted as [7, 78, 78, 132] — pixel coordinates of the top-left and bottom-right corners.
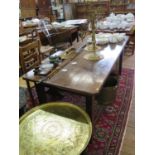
[20, 68, 134, 155]
[61, 68, 134, 155]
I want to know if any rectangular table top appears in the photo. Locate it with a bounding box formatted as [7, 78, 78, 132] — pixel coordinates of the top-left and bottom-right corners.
[44, 36, 129, 95]
[23, 36, 129, 95]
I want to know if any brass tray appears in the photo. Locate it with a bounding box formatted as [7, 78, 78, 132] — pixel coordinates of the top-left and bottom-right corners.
[20, 102, 92, 155]
[60, 47, 77, 59]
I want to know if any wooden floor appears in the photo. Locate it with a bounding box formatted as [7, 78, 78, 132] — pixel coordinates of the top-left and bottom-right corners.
[119, 53, 135, 155]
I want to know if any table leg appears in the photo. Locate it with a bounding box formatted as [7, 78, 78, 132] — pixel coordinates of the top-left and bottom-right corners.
[86, 95, 93, 122]
[77, 31, 79, 42]
[86, 95, 95, 144]
[130, 35, 135, 55]
[35, 83, 47, 104]
[26, 80, 35, 107]
[81, 150, 87, 155]
[119, 51, 123, 75]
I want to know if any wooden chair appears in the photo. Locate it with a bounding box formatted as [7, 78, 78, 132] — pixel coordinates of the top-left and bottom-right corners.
[19, 39, 56, 111]
[37, 31, 55, 60]
[19, 27, 37, 46]
[40, 44, 54, 60]
[19, 39, 41, 73]
[19, 39, 41, 109]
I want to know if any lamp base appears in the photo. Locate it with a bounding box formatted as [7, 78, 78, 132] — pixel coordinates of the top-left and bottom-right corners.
[84, 53, 104, 61]
[84, 44, 102, 52]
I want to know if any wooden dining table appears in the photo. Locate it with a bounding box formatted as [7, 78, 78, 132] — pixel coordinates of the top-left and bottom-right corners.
[23, 36, 129, 122]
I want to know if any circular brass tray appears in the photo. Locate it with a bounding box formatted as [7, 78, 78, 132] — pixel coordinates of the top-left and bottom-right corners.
[20, 102, 92, 155]
[60, 48, 76, 59]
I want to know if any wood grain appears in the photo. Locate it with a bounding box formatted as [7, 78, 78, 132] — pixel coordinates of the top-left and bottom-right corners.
[45, 37, 129, 95]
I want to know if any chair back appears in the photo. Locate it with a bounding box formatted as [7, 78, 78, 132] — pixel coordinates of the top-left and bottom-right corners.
[19, 39, 41, 73]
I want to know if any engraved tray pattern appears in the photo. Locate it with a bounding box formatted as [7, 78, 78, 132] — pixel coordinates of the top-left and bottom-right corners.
[20, 103, 92, 155]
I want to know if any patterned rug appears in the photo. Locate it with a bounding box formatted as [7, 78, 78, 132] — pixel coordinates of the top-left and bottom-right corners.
[61, 68, 134, 155]
[19, 68, 134, 155]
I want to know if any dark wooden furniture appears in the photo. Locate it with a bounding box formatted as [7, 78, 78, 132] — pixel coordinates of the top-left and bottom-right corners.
[19, 24, 54, 60]
[38, 26, 79, 49]
[19, 27, 35, 37]
[19, 39, 41, 106]
[49, 29, 72, 48]
[19, 27, 38, 46]
[22, 36, 129, 122]
[63, 1, 110, 20]
[75, 1, 110, 19]
[110, 0, 135, 14]
[62, 1, 134, 19]
[61, 19, 88, 41]
[19, 17, 39, 45]
[20, 0, 37, 18]
[63, 3, 76, 20]
[37, 0, 53, 21]
[38, 28, 72, 49]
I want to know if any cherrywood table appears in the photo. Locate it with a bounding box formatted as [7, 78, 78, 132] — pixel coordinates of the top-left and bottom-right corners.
[37, 26, 79, 46]
[23, 36, 129, 122]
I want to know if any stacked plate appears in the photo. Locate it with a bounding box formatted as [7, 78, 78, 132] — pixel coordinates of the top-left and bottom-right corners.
[87, 33, 125, 44]
[96, 12, 134, 30]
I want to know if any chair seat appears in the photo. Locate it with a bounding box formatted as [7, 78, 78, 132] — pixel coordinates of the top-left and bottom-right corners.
[40, 45, 54, 54]
[40, 45, 54, 60]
